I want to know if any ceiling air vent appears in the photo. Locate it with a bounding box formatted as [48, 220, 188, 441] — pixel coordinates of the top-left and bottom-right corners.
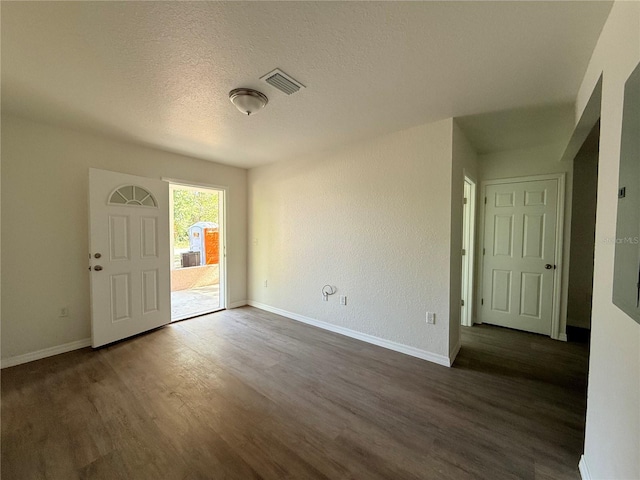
[260, 68, 305, 95]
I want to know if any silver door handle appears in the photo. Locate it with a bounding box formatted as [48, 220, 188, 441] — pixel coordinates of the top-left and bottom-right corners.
[94, 265, 103, 271]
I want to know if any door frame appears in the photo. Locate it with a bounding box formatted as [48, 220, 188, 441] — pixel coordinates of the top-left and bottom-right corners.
[163, 177, 228, 311]
[477, 172, 566, 340]
[461, 172, 477, 327]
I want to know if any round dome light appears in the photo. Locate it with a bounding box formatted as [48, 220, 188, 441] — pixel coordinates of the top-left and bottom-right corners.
[229, 88, 268, 116]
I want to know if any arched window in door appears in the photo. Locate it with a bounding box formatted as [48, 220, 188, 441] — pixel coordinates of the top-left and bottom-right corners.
[108, 185, 157, 207]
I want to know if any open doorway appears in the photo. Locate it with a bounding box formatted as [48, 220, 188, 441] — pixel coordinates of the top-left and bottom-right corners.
[566, 121, 599, 341]
[461, 175, 477, 327]
[169, 183, 225, 321]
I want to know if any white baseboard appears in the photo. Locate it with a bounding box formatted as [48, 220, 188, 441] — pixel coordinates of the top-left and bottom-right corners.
[449, 340, 461, 366]
[1, 338, 91, 369]
[247, 301, 450, 367]
[227, 300, 248, 309]
[559, 332, 568, 342]
[578, 455, 592, 480]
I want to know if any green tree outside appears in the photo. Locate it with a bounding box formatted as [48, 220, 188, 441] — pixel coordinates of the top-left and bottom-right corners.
[173, 189, 219, 249]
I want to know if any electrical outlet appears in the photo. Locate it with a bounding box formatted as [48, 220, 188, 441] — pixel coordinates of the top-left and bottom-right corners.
[340, 295, 347, 305]
[426, 312, 435, 324]
[59, 307, 69, 318]
[263, 280, 268, 288]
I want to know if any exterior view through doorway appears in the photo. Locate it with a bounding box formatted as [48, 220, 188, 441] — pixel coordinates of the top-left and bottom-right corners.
[169, 183, 225, 321]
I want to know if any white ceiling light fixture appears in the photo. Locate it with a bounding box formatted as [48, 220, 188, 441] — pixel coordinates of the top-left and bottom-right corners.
[229, 88, 268, 115]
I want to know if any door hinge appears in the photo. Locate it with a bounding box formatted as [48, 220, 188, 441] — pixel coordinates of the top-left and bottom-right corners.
[483, 248, 486, 255]
[462, 249, 466, 256]
[463, 197, 468, 205]
[461, 299, 465, 306]
[481, 298, 484, 306]
[484, 196, 487, 204]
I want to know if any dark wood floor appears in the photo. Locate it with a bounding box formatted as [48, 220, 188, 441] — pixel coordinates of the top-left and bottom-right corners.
[1, 307, 589, 480]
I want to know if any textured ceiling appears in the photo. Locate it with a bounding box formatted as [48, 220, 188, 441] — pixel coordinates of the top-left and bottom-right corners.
[455, 103, 576, 155]
[1, 2, 612, 168]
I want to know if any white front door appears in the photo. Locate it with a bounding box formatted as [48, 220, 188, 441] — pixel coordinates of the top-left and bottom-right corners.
[89, 168, 171, 347]
[481, 178, 559, 335]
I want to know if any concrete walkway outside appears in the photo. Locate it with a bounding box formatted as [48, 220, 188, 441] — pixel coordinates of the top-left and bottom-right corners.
[171, 284, 220, 321]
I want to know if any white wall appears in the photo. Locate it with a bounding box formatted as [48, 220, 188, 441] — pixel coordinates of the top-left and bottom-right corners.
[567, 124, 599, 330]
[248, 119, 456, 360]
[479, 142, 571, 181]
[1, 114, 247, 360]
[575, 2, 640, 478]
[450, 121, 479, 354]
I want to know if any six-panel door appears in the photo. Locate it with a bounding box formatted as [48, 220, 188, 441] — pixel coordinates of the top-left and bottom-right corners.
[482, 179, 558, 335]
[89, 169, 171, 348]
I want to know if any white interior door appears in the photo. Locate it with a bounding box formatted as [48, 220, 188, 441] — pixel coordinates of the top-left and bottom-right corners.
[481, 179, 558, 335]
[89, 168, 171, 348]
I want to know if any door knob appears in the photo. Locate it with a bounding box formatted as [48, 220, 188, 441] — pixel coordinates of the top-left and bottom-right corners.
[545, 264, 555, 270]
[94, 265, 103, 271]
[94, 253, 102, 259]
